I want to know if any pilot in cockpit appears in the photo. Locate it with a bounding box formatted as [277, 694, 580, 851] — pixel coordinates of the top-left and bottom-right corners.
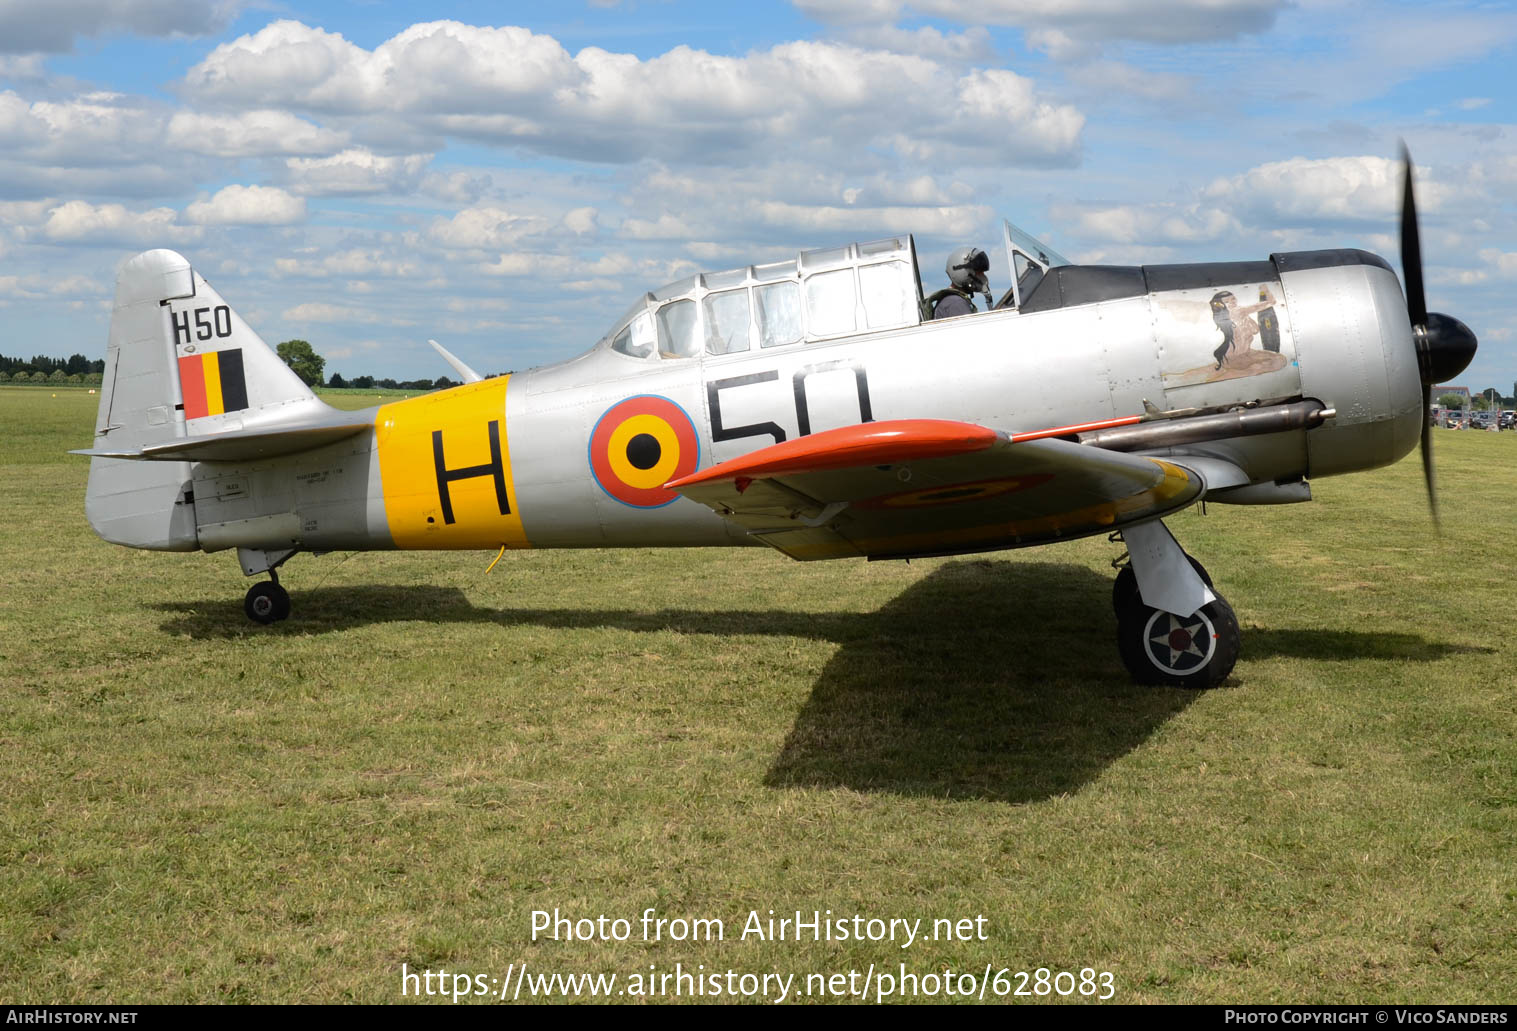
[927, 246, 992, 320]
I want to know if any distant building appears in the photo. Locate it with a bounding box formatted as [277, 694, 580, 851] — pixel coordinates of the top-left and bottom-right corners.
[1434, 385, 1470, 402]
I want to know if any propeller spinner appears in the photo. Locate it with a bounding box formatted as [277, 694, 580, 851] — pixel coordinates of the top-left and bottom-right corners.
[1399, 145, 1478, 525]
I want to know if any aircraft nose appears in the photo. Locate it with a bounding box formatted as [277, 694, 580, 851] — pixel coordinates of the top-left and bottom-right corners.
[1416, 311, 1477, 385]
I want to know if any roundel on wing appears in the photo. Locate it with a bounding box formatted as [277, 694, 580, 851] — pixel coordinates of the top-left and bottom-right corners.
[588, 395, 700, 508]
[857, 474, 1055, 510]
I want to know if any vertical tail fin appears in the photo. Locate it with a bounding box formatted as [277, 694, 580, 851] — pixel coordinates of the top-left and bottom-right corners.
[85, 249, 334, 550]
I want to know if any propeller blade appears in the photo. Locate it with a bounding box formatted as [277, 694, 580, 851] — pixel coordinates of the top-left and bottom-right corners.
[1402, 144, 1442, 527]
[1420, 384, 1439, 530]
[1400, 142, 1428, 329]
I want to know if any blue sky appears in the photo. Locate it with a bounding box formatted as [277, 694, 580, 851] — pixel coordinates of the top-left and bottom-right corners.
[2, 0, 1516, 391]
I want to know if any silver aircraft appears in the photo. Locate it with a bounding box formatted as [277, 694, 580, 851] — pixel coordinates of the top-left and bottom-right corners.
[76, 154, 1476, 688]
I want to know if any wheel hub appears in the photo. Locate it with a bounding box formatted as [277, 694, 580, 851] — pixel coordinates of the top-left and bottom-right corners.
[1145, 611, 1216, 674]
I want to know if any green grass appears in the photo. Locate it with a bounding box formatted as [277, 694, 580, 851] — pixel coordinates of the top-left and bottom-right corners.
[2, 384, 1515, 1003]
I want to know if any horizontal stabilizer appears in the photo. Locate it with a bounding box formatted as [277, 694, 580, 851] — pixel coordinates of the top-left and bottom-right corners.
[430, 339, 484, 384]
[73, 417, 371, 462]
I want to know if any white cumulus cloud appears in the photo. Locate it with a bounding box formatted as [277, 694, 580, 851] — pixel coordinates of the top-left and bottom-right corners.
[421, 170, 492, 205]
[285, 148, 431, 196]
[428, 206, 550, 250]
[620, 214, 695, 240]
[182, 21, 1084, 169]
[273, 248, 419, 279]
[32, 199, 201, 245]
[184, 184, 306, 226]
[791, 0, 1283, 44]
[1477, 249, 1517, 278]
[756, 200, 991, 237]
[831, 24, 993, 61]
[563, 207, 598, 235]
[1055, 202, 1239, 246]
[1203, 155, 1451, 224]
[184, 20, 578, 113]
[3, 92, 165, 166]
[166, 109, 347, 157]
[281, 301, 413, 325]
[0, 0, 242, 54]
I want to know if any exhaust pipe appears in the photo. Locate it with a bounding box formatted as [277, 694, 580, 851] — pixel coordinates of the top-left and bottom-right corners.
[1079, 399, 1334, 452]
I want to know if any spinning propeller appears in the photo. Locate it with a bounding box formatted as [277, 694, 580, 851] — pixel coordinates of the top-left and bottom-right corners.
[1399, 145, 1478, 526]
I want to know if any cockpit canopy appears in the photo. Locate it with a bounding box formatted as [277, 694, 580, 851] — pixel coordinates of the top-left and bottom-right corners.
[599, 236, 921, 361]
[596, 221, 1070, 361]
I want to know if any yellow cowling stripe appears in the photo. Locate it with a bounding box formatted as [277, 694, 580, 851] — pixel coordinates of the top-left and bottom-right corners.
[374, 377, 528, 550]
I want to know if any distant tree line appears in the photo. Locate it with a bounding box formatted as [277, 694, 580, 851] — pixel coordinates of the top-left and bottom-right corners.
[326, 372, 468, 391]
[0, 344, 504, 393]
[0, 353, 103, 375]
[0, 353, 105, 385]
[1437, 390, 1512, 411]
[279, 340, 508, 393]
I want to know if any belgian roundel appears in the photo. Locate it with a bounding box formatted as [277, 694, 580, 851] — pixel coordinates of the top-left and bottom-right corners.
[857, 474, 1054, 510]
[589, 395, 701, 508]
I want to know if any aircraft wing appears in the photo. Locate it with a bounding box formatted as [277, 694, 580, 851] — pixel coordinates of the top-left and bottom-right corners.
[667, 419, 1204, 560]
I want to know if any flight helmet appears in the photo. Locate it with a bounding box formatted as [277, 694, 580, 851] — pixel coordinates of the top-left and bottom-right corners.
[946, 247, 991, 293]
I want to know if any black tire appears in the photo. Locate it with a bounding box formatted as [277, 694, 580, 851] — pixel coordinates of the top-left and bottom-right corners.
[244, 582, 290, 625]
[1116, 595, 1240, 689]
[1111, 554, 1214, 616]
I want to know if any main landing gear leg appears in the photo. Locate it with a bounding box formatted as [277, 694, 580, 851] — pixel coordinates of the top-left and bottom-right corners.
[239, 547, 296, 625]
[1113, 521, 1240, 689]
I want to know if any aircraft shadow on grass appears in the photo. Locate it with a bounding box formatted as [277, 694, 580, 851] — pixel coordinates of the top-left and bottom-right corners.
[154, 559, 1489, 804]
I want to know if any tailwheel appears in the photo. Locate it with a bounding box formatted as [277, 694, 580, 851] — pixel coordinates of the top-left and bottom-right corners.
[1112, 554, 1214, 616]
[1117, 596, 1239, 689]
[244, 581, 291, 625]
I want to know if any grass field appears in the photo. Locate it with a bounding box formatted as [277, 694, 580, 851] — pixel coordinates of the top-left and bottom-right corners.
[2, 385, 1514, 1004]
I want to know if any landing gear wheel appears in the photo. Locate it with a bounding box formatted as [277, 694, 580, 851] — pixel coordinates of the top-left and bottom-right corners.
[1117, 596, 1239, 689]
[1112, 554, 1214, 616]
[244, 581, 291, 625]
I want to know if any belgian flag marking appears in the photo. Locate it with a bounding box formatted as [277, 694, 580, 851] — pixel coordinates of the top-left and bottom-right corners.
[178, 349, 248, 419]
